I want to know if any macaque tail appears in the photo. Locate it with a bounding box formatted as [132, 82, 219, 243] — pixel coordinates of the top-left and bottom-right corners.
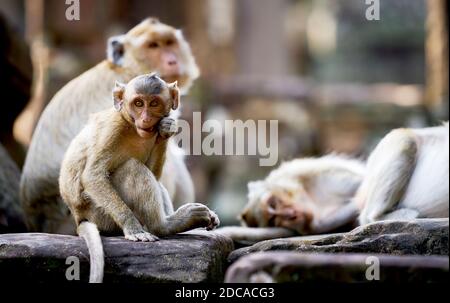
[77, 221, 104, 283]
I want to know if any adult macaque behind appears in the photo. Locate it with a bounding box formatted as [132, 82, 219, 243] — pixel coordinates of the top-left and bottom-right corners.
[21, 18, 200, 233]
[59, 74, 219, 283]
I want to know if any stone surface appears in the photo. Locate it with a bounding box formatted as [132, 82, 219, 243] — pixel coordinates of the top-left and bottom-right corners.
[225, 252, 449, 283]
[229, 219, 449, 263]
[0, 230, 234, 283]
[0, 144, 26, 233]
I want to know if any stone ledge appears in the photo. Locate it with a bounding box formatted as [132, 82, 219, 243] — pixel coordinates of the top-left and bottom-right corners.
[0, 230, 234, 283]
[225, 252, 449, 283]
[229, 219, 449, 263]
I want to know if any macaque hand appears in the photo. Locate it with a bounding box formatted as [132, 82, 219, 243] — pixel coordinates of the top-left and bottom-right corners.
[158, 117, 178, 140]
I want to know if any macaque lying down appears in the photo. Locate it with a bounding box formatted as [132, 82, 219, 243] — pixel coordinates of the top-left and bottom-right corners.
[218, 122, 449, 243]
[217, 155, 365, 242]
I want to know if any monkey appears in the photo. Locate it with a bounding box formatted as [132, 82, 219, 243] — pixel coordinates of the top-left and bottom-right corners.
[59, 74, 219, 283]
[219, 123, 449, 244]
[229, 155, 366, 241]
[356, 122, 449, 224]
[21, 18, 200, 234]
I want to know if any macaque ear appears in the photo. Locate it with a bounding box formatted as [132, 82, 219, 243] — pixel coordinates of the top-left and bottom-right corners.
[238, 209, 249, 225]
[113, 81, 126, 111]
[239, 208, 258, 227]
[169, 81, 180, 110]
[107, 35, 126, 66]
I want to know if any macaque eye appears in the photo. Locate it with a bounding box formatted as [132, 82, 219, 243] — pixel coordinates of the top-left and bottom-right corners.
[148, 42, 159, 49]
[150, 100, 159, 107]
[166, 39, 175, 46]
[267, 196, 278, 210]
[134, 100, 144, 107]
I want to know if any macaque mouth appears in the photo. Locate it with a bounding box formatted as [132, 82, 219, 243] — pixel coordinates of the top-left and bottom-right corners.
[138, 126, 155, 133]
[161, 74, 181, 82]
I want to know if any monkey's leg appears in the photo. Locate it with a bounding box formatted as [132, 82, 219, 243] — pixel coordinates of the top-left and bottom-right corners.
[112, 159, 218, 237]
[358, 129, 418, 225]
[82, 164, 158, 242]
[171, 151, 196, 206]
[156, 179, 219, 234]
[164, 202, 220, 234]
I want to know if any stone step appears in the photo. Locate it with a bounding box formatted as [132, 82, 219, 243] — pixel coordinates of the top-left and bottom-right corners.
[229, 219, 449, 263]
[225, 252, 449, 283]
[0, 230, 234, 283]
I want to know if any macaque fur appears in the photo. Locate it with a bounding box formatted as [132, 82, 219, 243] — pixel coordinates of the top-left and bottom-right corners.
[224, 123, 449, 243]
[21, 18, 200, 233]
[60, 74, 219, 283]
[357, 122, 449, 224]
[238, 155, 365, 237]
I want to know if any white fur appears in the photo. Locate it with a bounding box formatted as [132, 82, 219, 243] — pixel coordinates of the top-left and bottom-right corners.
[400, 123, 449, 216]
[77, 221, 104, 283]
[359, 122, 449, 224]
[247, 155, 366, 221]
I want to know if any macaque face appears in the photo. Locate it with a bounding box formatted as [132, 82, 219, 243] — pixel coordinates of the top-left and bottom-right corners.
[109, 18, 199, 92]
[114, 74, 179, 139]
[242, 183, 314, 234]
[127, 93, 168, 138]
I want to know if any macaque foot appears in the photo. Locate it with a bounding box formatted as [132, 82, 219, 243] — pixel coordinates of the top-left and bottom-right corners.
[172, 203, 220, 231]
[158, 117, 178, 140]
[207, 210, 220, 231]
[124, 228, 159, 242]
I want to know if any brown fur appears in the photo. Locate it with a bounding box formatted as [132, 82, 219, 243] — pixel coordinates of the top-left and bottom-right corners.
[21, 19, 199, 233]
[59, 75, 218, 283]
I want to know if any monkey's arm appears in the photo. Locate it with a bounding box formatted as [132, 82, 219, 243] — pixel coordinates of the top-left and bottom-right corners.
[310, 202, 359, 234]
[214, 226, 296, 243]
[147, 140, 168, 180]
[358, 129, 418, 225]
[81, 159, 145, 235]
[147, 117, 177, 179]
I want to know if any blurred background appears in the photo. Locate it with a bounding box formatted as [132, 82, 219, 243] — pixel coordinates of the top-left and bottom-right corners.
[1, 0, 448, 226]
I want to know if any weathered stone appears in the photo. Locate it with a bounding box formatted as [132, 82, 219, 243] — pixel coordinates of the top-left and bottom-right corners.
[0, 144, 26, 233]
[0, 230, 234, 283]
[229, 219, 449, 263]
[225, 252, 449, 283]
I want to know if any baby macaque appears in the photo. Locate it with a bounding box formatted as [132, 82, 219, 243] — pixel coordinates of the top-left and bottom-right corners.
[59, 74, 219, 283]
[240, 155, 365, 235]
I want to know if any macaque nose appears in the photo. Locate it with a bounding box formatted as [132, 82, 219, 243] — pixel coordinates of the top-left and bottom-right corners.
[168, 59, 177, 66]
[163, 52, 178, 69]
[280, 209, 298, 221]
